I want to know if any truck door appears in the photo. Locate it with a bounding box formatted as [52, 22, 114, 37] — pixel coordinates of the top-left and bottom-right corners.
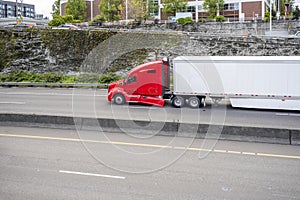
[124, 75, 138, 95]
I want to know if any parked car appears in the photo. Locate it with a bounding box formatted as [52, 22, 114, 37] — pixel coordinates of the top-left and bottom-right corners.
[53, 24, 81, 30]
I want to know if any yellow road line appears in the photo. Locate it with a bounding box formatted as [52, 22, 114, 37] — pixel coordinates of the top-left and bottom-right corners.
[1, 133, 300, 160]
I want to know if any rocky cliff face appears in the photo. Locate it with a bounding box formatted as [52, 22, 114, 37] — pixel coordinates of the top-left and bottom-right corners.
[0, 29, 118, 74]
[1, 24, 299, 75]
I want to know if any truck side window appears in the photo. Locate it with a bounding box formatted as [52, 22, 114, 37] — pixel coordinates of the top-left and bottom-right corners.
[127, 76, 136, 84]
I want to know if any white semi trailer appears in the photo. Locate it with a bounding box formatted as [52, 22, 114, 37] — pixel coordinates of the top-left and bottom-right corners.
[173, 56, 300, 110]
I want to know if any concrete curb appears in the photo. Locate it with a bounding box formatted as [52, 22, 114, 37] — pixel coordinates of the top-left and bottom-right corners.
[0, 113, 298, 145]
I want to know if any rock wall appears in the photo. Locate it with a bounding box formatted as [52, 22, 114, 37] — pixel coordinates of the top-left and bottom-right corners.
[0, 29, 118, 74]
[0, 26, 299, 75]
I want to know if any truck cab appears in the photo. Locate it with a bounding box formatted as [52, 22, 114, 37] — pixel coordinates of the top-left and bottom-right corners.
[108, 59, 170, 107]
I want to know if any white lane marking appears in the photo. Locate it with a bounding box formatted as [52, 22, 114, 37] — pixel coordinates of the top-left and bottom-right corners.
[0, 92, 106, 97]
[276, 113, 300, 117]
[59, 170, 125, 180]
[0, 102, 26, 105]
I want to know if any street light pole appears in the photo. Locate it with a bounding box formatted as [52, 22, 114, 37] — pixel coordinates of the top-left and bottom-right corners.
[126, 0, 128, 25]
[15, 0, 18, 17]
[270, 0, 272, 33]
[91, 0, 93, 21]
[195, 0, 199, 23]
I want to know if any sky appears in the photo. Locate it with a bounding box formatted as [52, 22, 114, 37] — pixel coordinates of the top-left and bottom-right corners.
[6, 0, 56, 19]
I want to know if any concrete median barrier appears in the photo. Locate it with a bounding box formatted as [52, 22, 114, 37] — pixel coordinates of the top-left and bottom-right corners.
[0, 113, 297, 145]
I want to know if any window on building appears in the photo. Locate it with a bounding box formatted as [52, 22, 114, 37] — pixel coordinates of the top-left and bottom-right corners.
[223, 3, 239, 10]
[149, 0, 159, 16]
[187, 6, 196, 12]
[198, 5, 204, 11]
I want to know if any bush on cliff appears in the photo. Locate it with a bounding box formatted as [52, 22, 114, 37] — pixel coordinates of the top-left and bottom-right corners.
[0, 71, 123, 84]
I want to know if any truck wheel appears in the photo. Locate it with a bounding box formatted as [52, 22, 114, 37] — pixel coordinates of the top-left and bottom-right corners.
[172, 96, 184, 108]
[113, 94, 125, 105]
[188, 97, 200, 108]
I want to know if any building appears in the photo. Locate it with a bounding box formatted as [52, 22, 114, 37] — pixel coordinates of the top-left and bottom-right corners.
[0, 0, 35, 19]
[60, 0, 268, 22]
[60, 0, 101, 22]
[158, 0, 268, 22]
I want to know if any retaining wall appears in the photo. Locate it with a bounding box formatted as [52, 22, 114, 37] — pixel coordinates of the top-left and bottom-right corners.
[1, 113, 299, 145]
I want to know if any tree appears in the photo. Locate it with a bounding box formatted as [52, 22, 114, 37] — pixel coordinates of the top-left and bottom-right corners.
[128, 0, 147, 21]
[292, 5, 300, 19]
[52, 0, 61, 18]
[66, 0, 87, 21]
[99, 0, 123, 22]
[203, 0, 224, 19]
[147, 0, 159, 19]
[162, 0, 188, 16]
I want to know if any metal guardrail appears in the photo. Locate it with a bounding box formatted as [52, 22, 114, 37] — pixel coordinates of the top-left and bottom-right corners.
[0, 82, 108, 88]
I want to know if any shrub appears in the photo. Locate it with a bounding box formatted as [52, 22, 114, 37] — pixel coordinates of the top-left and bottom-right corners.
[177, 17, 193, 25]
[264, 11, 270, 21]
[62, 15, 74, 23]
[215, 15, 226, 22]
[199, 18, 206, 23]
[76, 73, 100, 83]
[61, 75, 76, 83]
[40, 72, 63, 82]
[48, 16, 65, 26]
[99, 72, 122, 84]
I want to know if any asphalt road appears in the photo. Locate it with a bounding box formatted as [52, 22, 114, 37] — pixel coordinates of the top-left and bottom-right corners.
[0, 87, 299, 129]
[0, 126, 300, 199]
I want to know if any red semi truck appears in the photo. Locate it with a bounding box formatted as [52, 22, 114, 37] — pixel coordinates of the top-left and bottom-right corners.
[108, 56, 300, 110]
[107, 58, 171, 107]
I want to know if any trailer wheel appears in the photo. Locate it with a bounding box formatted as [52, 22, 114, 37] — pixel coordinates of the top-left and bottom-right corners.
[172, 96, 184, 108]
[113, 94, 125, 105]
[188, 97, 200, 108]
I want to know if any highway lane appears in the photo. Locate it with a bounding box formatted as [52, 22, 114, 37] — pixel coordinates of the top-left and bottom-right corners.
[0, 87, 299, 130]
[0, 126, 300, 199]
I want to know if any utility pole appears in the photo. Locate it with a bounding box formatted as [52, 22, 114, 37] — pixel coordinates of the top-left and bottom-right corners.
[277, 0, 280, 20]
[195, 0, 199, 23]
[20, 0, 23, 18]
[270, 0, 273, 33]
[15, 0, 18, 17]
[126, 0, 128, 25]
[90, 0, 93, 21]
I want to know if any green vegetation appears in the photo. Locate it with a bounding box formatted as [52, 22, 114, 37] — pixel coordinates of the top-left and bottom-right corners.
[0, 71, 123, 84]
[0, 30, 15, 72]
[215, 15, 226, 22]
[292, 5, 300, 20]
[162, 0, 188, 16]
[49, 0, 86, 26]
[66, 0, 87, 22]
[48, 15, 78, 26]
[99, 0, 123, 22]
[264, 11, 271, 21]
[52, 0, 61, 18]
[99, 72, 122, 84]
[177, 17, 193, 25]
[198, 18, 206, 23]
[203, 0, 224, 19]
